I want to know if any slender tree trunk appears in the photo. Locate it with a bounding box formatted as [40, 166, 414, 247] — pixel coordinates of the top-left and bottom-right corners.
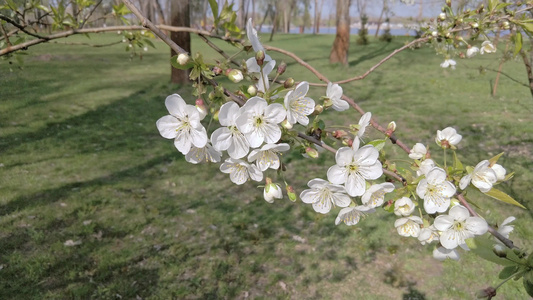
[519, 48, 533, 98]
[375, 0, 386, 38]
[171, 0, 191, 84]
[153, 0, 166, 25]
[329, 0, 351, 65]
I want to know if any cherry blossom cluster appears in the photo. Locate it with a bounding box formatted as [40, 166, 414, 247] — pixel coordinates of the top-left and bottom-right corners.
[156, 18, 517, 263]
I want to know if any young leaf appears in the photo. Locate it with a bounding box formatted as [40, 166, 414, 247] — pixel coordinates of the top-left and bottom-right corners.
[488, 152, 504, 166]
[485, 188, 526, 209]
[208, 0, 219, 23]
[465, 237, 515, 266]
[499, 265, 519, 280]
[453, 151, 464, 171]
[514, 31, 523, 57]
[367, 139, 387, 151]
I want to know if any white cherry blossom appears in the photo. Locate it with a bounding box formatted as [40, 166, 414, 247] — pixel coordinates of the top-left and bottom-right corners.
[185, 143, 222, 164]
[416, 167, 456, 214]
[245, 18, 273, 73]
[335, 205, 375, 226]
[284, 81, 315, 125]
[156, 94, 208, 155]
[361, 182, 395, 208]
[434, 205, 488, 250]
[440, 59, 456, 69]
[327, 139, 383, 197]
[211, 102, 250, 159]
[459, 160, 497, 193]
[248, 143, 290, 171]
[409, 143, 427, 160]
[300, 179, 351, 214]
[417, 159, 436, 177]
[325, 82, 349, 111]
[436, 127, 462, 149]
[220, 158, 263, 185]
[497, 216, 515, 239]
[480, 41, 496, 54]
[418, 226, 440, 245]
[236, 97, 286, 148]
[433, 246, 460, 261]
[395, 216, 423, 237]
[394, 197, 415, 216]
[491, 164, 507, 181]
[357, 112, 372, 140]
[466, 46, 479, 58]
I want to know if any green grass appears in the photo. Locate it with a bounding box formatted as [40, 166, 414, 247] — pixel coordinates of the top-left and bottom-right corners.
[1, 32, 532, 299]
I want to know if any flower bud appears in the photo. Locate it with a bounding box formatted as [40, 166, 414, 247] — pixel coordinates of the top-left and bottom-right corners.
[215, 86, 225, 96]
[284, 78, 295, 88]
[177, 53, 190, 65]
[346, 139, 354, 147]
[208, 91, 216, 101]
[264, 177, 283, 203]
[226, 69, 244, 83]
[195, 99, 207, 120]
[431, 31, 438, 37]
[313, 104, 324, 115]
[502, 21, 510, 30]
[247, 85, 257, 96]
[212, 109, 219, 121]
[255, 50, 265, 66]
[305, 147, 319, 158]
[332, 130, 347, 139]
[281, 119, 293, 129]
[277, 61, 287, 75]
[445, 0, 451, 7]
[471, 22, 479, 29]
[439, 13, 446, 21]
[285, 184, 297, 202]
[493, 244, 507, 258]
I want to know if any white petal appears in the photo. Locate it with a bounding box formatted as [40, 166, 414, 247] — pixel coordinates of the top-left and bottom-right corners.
[165, 94, 187, 118]
[434, 215, 454, 231]
[449, 205, 469, 222]
[300, 189, 320, 204]
[345, 173, 366, 197]
[327, 165, 347, 184]
[156, 115, 179, 139]
[332, 192, 351, 208]
[465, 217, 488, 235]
[218, 102, 240, 126]
[459, 174, 472, 190]
[335, 147, 354, 167]
[439, 229, 460, 249]
[190, 126, 208, 148]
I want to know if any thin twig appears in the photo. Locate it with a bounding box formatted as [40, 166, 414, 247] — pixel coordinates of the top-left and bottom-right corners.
[51, 40, 123, 47]
[0, 14, 49, 40]
[197, 34, 240, 67]
[79, 0, 103, 29]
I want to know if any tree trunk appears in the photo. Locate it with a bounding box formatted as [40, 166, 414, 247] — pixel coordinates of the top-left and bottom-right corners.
[171, 0, 191, 84]
[153, 0, 166, 25]
[374, 0, 386, 38]
[329, 0, 351, 65]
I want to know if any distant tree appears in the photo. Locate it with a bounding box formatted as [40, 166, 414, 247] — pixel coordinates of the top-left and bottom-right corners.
[329, 0, 350, 65]
[170, 0, 190, 84]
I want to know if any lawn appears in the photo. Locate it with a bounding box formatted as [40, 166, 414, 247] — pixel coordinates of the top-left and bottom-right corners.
[1, 32, 532, 299]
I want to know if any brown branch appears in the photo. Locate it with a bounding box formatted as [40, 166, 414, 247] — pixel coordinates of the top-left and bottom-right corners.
[197, 34, 240, 67]
[79, 0, 103, 29]
[51, 40, 123, 47]
[0, 22, 11, 47]
[0, 14, 49, 40]
[121, 0, 186, 55]
[457, 194, 517, 249]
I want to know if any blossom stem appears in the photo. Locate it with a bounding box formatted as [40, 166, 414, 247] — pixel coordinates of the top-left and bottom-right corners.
[443, 148, 447, 169]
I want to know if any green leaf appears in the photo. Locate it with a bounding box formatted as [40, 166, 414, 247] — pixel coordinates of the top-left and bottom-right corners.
[488, 0, 498, 11]
[485, 188, 526, 209]
[208, 0, 219, 22]
[367, 139, 387, 151]
[465, 237, 515, 266]
[514, 32, 523, 57]
[524, 271, 533, 297]
[143, 39, 155, 49]
[488, 152, 504, 165]
[453, 151, 464, 171]
[170, 55, 194, 70]
[499, 265, 519, 280]
[518, 22, 533, 35]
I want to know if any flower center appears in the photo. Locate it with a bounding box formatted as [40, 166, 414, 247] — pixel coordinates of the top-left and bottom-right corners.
[348, 163, 359, 172]
[452, 221, 465, 231]
[254, 115, 264, 127]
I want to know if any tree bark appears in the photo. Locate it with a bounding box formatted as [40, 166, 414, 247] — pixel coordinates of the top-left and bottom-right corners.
[171, 0, 191, 84]
[329, 0, 351, 65]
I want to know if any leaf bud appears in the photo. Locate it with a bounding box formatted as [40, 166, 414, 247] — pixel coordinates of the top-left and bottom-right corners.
[177, 53, 190, 65]
[277, 61, 287, 75]
[386, 121, 397, 136]
[247, 85, 257, 96]
[284, 78, 295, 88]
[255, 50, 265, 66]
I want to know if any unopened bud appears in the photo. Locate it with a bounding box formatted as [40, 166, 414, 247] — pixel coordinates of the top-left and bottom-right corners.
[446, 0, 451, 7]
[213, 109, 219, 121]
[313, 104, 324, 115]
[493, 244, 507, 258]
[431, 31, 438, 37]
[255, 50, 265, 66]
[215, 86, 225, 96]
[346, 139, 354, 147]
[226, 69, 244, 83]
[476, 287, 496, 299]
[502, 21, 510, 30]
[305, 147, 319, 158]
[332, 130, 347, 139]
[177, 53, 190, 65]
[439, 13, 446, 21]
[281, 119, 293, 129]
[195, 99, 207, 120]
[277, 61, 287, 75]
[285, 184, 297, 202]
[208, 91, 216, 101]
[471, 22, 479, 29]
[284, 78, 295, 88]
[247, 85, 257, 96]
